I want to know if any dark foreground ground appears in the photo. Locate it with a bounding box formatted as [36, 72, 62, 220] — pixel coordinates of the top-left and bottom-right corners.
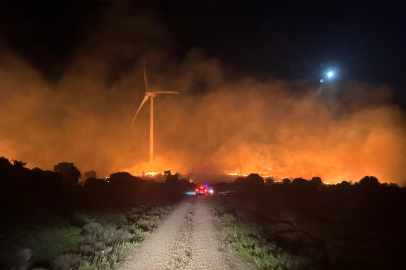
[212, 180, 406, 270]
[2, 156, 406, 270]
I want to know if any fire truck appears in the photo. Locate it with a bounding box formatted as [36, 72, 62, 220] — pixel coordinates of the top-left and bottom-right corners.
[195, 184, 214, 195]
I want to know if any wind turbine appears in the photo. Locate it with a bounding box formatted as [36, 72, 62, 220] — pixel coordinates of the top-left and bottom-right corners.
[132, 67, 179, 164]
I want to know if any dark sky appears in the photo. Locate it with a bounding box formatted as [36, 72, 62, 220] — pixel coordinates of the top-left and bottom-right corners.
[1, 0, 405, 98]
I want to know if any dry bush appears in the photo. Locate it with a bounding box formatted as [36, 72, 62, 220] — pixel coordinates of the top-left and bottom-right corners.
[53, 253, 81, 270]
[79, 245, 93, 256]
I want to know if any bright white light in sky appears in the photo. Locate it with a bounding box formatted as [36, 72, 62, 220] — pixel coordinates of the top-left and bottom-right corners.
[327, 71, 334, 78]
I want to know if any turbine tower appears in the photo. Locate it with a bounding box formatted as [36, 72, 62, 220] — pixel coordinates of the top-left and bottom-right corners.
[132, 67, 179, 164]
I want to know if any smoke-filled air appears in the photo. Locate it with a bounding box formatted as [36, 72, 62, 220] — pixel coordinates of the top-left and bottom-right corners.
[0, 7, 405, 185]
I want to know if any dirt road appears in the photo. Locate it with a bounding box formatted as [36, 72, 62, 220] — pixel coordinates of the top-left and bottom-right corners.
[120, 196, 257, 270]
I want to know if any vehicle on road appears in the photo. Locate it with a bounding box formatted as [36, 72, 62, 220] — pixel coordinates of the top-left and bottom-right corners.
[195, 184, 214, 195]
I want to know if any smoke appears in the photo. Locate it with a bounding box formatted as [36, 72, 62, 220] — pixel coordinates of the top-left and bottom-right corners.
[0, 5, 405, 185]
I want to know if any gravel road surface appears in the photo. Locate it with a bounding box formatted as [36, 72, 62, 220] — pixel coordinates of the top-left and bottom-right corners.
[120, 196, 257, 270]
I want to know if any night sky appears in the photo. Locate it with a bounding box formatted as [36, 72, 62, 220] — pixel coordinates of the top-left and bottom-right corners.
[0, 0, 405, 100]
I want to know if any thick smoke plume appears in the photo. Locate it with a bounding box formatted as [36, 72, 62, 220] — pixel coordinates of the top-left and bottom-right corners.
[0, 6, 405, 184]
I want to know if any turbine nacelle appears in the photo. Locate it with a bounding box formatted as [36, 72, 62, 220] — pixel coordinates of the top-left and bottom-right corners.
[146, 92, 156, 97]
[145, 91, 179, 98]
[132, 91, 179, 125]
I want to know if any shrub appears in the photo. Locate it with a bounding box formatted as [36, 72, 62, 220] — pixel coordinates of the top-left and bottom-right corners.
[229, 222, 309, 269]
[137, 218, 152, 231]
[79, 245, 94, 256]
[127, 213, 140, 221]
[136, 214, 161, 231]
[124, 224, 150, 242]
[80, 242, 138, 270]
[214, 203, 310, 270]
[228, 223, 261, 239]
[130, 228, 150, 242]
[87, 211, 127, 226]
[83, 222, 104, 245]
[216, 214, 237, 226]
[102, 227, 131, 245]
[28, 225, 83, 260]
[0, 221, 84, 262]
[214, 204, 230, 216]
[53, 253, 81, 270]
[130, 206, 144, 213]
[148, 206, 170, 216]
[78, 259, 94, 269]
[94, 242, 104, 250]
[83, 222, 131, 246]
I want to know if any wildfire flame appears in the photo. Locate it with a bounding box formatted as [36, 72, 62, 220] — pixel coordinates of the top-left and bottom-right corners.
[132, 171, 163, 177]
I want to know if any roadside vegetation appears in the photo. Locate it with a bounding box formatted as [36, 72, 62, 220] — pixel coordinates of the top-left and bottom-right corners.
[0, 157, 192, 270]
[214, 203, 312, 270]
[213, 174, 406, 270]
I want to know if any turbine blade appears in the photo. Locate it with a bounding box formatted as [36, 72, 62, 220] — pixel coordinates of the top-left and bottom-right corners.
[144, 65, 149, 92]
[151, 91, 180, 94]
[131, 95, 149, 126]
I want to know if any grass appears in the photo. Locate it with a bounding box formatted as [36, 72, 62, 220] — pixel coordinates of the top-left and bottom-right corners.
[214, 203, 309, 270]
[0, 203, 174, 270]
[0, 214, 84, 262]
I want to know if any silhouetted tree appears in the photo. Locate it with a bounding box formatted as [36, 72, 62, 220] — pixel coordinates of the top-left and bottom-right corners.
[265, 178, 275, 185]
[85, 177, 108, 191]
[339, 180, 351, 187]
[179, 178, 194, 191]
[234, 174, 264, 189]
[213, 182, 230, 193]
[359, 176, 380, 188]
[53, 162, 81, 185]
[109, 172, 140, 187]
[12, 159, 27, 168]
[388, 183, 400, 189]
[246, 173, 264, 185]
[0, 158, 33, 190]
[84, 170, 97, 179]
[166, 174, 179, 185]
[155, 173, 164, 182]
[292, 177, 310, 187]
[0, 157, 13, 182]
[235, 177, 246, 183]
[31, 167, 63, 189]
[282, 178, 291, 185]
[0, 156, 11, 166]
[310, 177, 323, 187]
[164, 170, 172, 176]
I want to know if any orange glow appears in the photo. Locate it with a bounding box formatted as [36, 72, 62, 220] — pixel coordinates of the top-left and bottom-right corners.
[132, 171, 163, 177]
[1, 52, 405, 186]
[227, 173, 248, 177]
[144, 171, 161, 176]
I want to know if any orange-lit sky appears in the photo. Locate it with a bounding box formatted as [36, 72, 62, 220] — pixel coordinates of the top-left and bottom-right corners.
[1, 49, 405, 185]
